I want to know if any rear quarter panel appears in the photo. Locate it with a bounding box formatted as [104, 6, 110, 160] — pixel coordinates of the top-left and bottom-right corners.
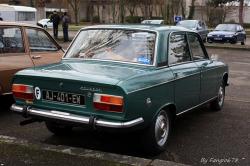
[119, 67, 175, 125]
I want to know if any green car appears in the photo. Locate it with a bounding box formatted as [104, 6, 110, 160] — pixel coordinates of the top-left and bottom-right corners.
[11, 25, 229, 154]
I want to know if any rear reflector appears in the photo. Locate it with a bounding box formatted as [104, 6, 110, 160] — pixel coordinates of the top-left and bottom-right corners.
[93, 93, 123, 113]
[12, 84, 34, 100]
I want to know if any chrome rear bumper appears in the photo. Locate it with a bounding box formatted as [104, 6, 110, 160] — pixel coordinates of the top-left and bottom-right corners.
[11, 104, 144, 128]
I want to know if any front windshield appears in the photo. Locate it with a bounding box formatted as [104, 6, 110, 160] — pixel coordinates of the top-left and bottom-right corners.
[177, 20, 197, 29]
[65, 29, 156, 65]
[215, 24, 236, 32]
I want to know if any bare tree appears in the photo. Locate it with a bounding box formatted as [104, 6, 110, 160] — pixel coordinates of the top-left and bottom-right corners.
[111, 0, 118, 23]
[67, 0, 80, 25]
[139, 0, 154, 19]
[125, 0, 137, 16]
[188, 0, 195, 19]
[239, 0, 244, 25]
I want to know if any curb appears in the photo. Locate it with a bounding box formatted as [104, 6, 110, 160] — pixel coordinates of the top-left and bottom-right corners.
[0, 135, 187, 166]
[205, 44, 250, 51]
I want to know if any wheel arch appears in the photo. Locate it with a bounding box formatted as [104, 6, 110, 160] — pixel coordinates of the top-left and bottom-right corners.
[152, 103, 177, 123]
[222, 72, 229, 86]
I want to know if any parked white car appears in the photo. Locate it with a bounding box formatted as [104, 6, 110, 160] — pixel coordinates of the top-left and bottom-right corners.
[37, 19, 53, 29]
[141, 20, 164, 24]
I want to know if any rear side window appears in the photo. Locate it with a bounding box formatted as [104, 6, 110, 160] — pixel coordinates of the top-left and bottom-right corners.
[0, 27, 24, 54]
[26, 28, 58, 52]
[187, 33, 207, 60]
[168, 33, 191, 65]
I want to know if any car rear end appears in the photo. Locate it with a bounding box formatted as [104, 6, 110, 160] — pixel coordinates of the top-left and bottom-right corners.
[11, 73, 144, 130]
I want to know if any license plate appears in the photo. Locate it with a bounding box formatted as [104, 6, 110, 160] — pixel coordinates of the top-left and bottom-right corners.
[214, 37, 222, 40]
[42, 90, 85, 105]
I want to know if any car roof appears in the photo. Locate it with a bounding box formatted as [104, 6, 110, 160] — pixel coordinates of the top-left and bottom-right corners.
[80, 24, 193, 33]
[0, 21, 40, 28]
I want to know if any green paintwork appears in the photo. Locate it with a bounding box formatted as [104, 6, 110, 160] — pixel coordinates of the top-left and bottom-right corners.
[13, 24, 228, 127]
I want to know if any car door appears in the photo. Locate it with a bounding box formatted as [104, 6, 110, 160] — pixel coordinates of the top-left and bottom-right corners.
[187, 32, 218, 102]
[0, 26, 33, 94]
[25, 27, 63, 66]
[168, 32, 200, 113]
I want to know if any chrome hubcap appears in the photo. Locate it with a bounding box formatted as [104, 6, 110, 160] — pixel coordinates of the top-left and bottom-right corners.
[155, 112, 169, 147]
[218, 86, 224, 107]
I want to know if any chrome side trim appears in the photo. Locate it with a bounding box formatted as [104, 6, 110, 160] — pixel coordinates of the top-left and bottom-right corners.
[176, 96, 217, 116]
[10, 104, 144, 128]
[127, 79, 175, 94]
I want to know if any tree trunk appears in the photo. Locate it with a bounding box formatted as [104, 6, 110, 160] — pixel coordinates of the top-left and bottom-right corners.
[239, 0, 244, 25]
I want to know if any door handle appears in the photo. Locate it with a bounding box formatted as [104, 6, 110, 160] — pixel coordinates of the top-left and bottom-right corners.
[173, 73, 178, 78]
[32, 55, 41, 59]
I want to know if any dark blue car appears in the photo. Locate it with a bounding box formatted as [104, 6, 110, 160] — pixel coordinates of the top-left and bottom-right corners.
[207, 24, 246, 45]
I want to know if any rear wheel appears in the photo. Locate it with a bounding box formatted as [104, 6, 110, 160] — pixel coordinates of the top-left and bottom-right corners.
[0, 95, 14, 110]
[142, 110, 172, 154]
[210, 83, 225, 111]
[45, 121, 72, 136]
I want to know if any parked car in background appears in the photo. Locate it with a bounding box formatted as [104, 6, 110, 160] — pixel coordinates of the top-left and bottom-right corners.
[141, 19, 164, 24]
[176, 20, 209, 42]
[207, 24, 246, 45]
[11, 25, 228, 154]
[0, 21, 64, 97]
[37, 19, 53, 29]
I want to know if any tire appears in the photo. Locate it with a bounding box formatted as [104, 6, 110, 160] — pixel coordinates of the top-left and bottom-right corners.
[230, 37, 237, 44]
[142, 110, 172, 154]
[207, 39, 212, 43]
[45, 121, 72, 136]
[203, 38, 207, 43]
[210, 83, 225, 111]
[241, 38, 246, 45]
[0, 95, 14, 110]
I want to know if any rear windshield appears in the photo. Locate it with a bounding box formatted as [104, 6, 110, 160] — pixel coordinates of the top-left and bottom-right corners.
[65, 29, 156, 65]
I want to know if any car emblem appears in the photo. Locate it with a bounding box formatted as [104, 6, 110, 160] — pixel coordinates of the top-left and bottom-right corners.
[35, 87, 41, 100]
[80, 86, 102, 92]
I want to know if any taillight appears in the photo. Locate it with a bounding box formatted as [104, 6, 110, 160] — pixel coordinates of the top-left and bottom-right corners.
[93, 93, 123, 113]
[12, 84, 34, 101]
